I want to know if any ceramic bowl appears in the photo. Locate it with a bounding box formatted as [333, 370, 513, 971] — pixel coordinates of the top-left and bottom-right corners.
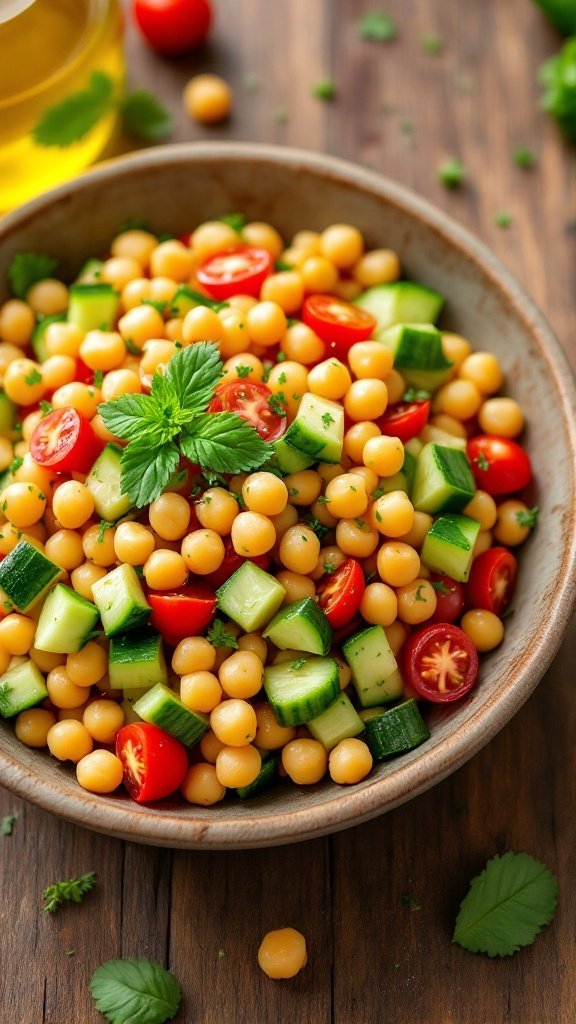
[1, 144, 575, 849]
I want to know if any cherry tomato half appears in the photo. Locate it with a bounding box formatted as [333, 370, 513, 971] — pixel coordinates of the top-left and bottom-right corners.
[467, 435, 532, 495]
[466, 547, 518, 616]
[30, 407, 104, 473]
[317, 558, 365, 629]
[197, 246, 273, 300]
[302, 295, 376, 353]
[203, 536, 272, 589]
[208, 380, 286, 441]
[378, 400, 430, 443]
[116, 723, 188, 803]
[403, 623, 479, 703]
[133, 0, 212, 55]
[147, 584, 216, 645]
[428, 573, 465, 625]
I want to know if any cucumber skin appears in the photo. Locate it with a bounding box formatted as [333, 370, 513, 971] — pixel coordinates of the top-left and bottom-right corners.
[0, 539, 63, 613]
[263, 598, 333, 656]
[34, 583, 100, 654]
[362, 700, 430, 761]
[108, 630, 167, 690]
[342, 625, 399, 707]
[263, 658, 340, 727]
[411, 443, 476, 515]
[236, 754, 281, 799]
[307, 692, 364, 751]
[67, 283, 120, 331]
[216, 562, 286, 632]
[354, 282, 445, 334]
[133, 683, 209, 747]
[0, 660, 48, 718]
[421, 514, 481, 582]
[272, 437, 316, 473]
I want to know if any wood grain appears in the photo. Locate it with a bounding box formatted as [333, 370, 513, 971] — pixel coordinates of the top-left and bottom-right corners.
[1, 0, 575, 1021]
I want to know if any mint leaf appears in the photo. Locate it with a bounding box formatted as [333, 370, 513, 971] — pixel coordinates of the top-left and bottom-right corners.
[164, 342, 223, 417]
[100, 393, 163, 442]
[7, 252, 58, 299]
[180, 412, 271, 474]
[453, 851, 558, 957]
[90, 957, 181, 1024]
[33, 71, 115, 147]
[121, 90, 173, 143]
[120, 439, 180, 508]
[358, 10, 397, 41]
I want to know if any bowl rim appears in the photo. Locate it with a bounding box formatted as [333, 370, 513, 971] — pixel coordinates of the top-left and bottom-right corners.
[1, 142, 575, 849]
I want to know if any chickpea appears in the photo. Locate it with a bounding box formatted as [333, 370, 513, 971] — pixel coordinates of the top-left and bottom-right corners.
[237, 632, 268, 662]
[396, 578, 437, 624]
[347, 342, 394, 381]
[150, 240, 194, 282]
[181, 763, 226, 806]
[247, 302, 287, 347]
[385, 620, 410, 657]
[281, 738, 327, 785]
[275, 570, 316, 604]
[215, 744, 262, 788]
[67, 641, 108, 687]
[83, 700, 125, 743]
[363, 435, 404, 477]
[370, 491, 415, 537]
[463, 490, 497, 531]
[493, 500, 533, 546]
[76, 750, 124, 794]
[121, 277, 152, 311]
[3, 358, 46, 405]
[70, 562, 108, 601]
[148, 492, 191, 541]
[15, 708, 56, 747]
[377, 542, 421, 587]
[181, 529, 225, 574]
[270, 503, 299, 540]
[307, 359, 351, 401]
[278, 525, 321, 574]
[113, 522, 155, 565]
[191, 221, 239, 260]
[335, 518, 379, 558]
[241, 222, 284, 259]
[254, 703, 296, 750]
[242, 473, 288, 516]
[172, 636, 216, 675]
[461, 609, 504, 652]
[280, 322, 325, 365]
[478, 397, 524, 438]
[210, 698, 257, 746]
[458, 352, 503, 394]
[180, 671, 223, 713]
[144, 549, 188, 590]
[0, 613, 35, 655]
[118, 305, 166, 349]
[441, 332, 472, 370]
[231, 511, 276, 557]
[82, 524, 117, 567]
[284, 471, 322, 507]
[472, 530, 493, 559]
[301, 255, 339, 293]
[329, 738, 373, 784]
[221, 353, 264, 385]
[344, 379, 388, 421]
[111, 229, 158, 269]
[267, 360, 308, 418]
[384, 368, 406, 405]
[218, 309, 250, 358]
[195, 487, 239, 534]
[0, 299, 35, 346]
[219, 650, 263, 699]
[395, 510, 433, 550]
[359, 582, 398, 626]
[182, 305, 223, 345]
[40, 354, 77, 390]
[324, 473, 368, 518]
[47, 719, 93, 762]
[261, 271, 305, 315]
[199, 729, 226, 764]
[320, 224, 364, 269]
[52, 381, 100, 418]
[352, 249, 400, 287]
[27, 279, 68, 316]
[1, 482, 46, 528]
[183, 74, 232, 124]
[101, 256, 141, 290]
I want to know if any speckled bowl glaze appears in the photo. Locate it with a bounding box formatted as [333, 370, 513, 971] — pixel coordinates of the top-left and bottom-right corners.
[1, 144, 575, 849]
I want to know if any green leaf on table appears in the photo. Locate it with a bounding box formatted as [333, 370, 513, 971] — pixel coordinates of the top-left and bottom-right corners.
[312, 79, 337, 101]
[7, 252, 58, 299]
[437, 157, 467, 189]
[90, 957, 181, 1024]
[33, 71, 115, 147]
[540, 38, 576, 143]
[358, 10, 397, 41]
[513, 145, 537, 170]
[453, 851, 558, 957]
[121, 90, 173, 143]
[532, 0, 576, 36]
[120, 439, 180, 509]
[180, 412, 272, 474]
[1, 812, 17, 836]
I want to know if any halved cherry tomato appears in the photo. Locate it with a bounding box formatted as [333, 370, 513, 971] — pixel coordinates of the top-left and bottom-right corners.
[147, 584, 216, 645]
[197, 246, 273, 300]
[208, 380, 286, 441]
[378, 400, 430, 443]
[428, 573, 465, 625]
[133, 0, 212, 56]
[30, 407, 104, 473]
[403, 623, 479, 703]
[466, 547, 518, 616]
[467, 435, 532, 495]
[116, 723, 188, 803]
[317, 558, 365, 629]
[302, 295, 376, 354]
[203, 536, 272, 589]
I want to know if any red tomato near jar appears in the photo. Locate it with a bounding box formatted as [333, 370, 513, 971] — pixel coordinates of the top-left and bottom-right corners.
[133, 0, 212, 55]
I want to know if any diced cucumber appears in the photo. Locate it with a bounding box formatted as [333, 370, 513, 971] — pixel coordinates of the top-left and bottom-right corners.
[375, 448, 416, 498]
[92, 563, 150, 636]
[133, 683, 209, 747]
[263, 598, 333, 656]
[67, 283, 120, 331]
[378, 324, 453, 392]
[0, 540, 63, 613]
[404, 437, 422, 459]
[0, 660, 47, 717]
[354, 281, 445, 335]
[31, 313, 66, 362]
[34, 584, 99, 653]
[421, 513, 481, 582]
[0, 391, 16, 434]
[263, 656, 340, 726]
[343, 625, 401, 707]
[86, 444, 133, 522]
[418, 425, 467, 450]
[236, 753, 281, 799]
[307, 692, 364, 751]
[216, 562, 285, 632]
[169, 284, 203, 317]
[360, 700, 430, 761]
[281, 393, 344, 464]
[411, 443, 475, 514]
[272, 436, 316, 473]
[109, 630, 167, 690]
[75, 258, 104, 284]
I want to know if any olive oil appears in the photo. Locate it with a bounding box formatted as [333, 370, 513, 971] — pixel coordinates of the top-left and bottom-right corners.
[0, 0, 124, 210]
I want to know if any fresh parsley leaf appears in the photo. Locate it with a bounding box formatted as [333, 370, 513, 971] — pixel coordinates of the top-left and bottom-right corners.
[100, 392, 165, 443]
[207, 620, 239, 649]
[516, 505, 539, 528]
[475, 452, 490, 472]
[218, 213, 246, 233]
[421, 32, 444, 55]
[43, 870, 96, 913]
[120, 440, 180, 509]
[438, 157, 466, 189]
[305, 515, 330, 540]
[7, 252, 58, 299]
[180, 413, 271, 475]
[164, 342, 223, 418]
[121, 90, 173, 142]
[513, 146, 536, 170]
[33, 71, 115, 147]
[321, 411, 335, 427]
[533, 0, 576, 35]
[312, 79, 337, 100]
[235, 364, 253, 378]
[90, 957, 181, 1024]
[1, 812, 17, 836]
[358, 10, 397, 41]
[494, 210, 512, 228]
[453, 852, 558, 957]
[540, 38, 576, 143]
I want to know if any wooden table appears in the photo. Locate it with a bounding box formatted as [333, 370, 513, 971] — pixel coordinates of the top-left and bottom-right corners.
[2, 2, 575, 1021]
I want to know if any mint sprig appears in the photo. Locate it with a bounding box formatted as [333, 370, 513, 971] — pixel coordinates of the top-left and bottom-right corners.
[99, 342, 272, 508]
[90, 957, 181, 1024]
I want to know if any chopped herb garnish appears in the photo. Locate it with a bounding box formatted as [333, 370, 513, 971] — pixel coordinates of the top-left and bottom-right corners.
[218, 213, 247, 233]
[43, 870, 96, 913]
[277, 372, 288, 385]
[290, 658, 307, 670]
[268, 393, 287, 417]
[24, 368, 42, 386]
[403, 387, 431, 402]
[513, 146, 536, 170]
[414, 584, 427, 602]
[317, 495, 331, 505]
[312, 79, 337, 101]
[421, 32, 444, 55]
[401, 893, 421, 911]
[97, 520, 114, 544]
[516, 506, 539, 528]
[1, 812, 17, 836]
[438, 157, 466, 189]
[93, 369, 104, 389]
[494, 210, 512, 228]
[9, 456, 24, 473]
[235, 364, 253, 379]
[141, 298, 168, 316]
[287, 487, 299, 496]
[207, 620, 239, 649]
[354, 518, 366, 529]
[323, 561, 336, 575]
[124, 338, 140, 355]
[321, 411, 335, 427]
[375, 510, 382, 523]
[358, 10, 397, 41]
[475, 452, 490, 472]
[274, 259, 294, 272]
[431, 580, 450, 594]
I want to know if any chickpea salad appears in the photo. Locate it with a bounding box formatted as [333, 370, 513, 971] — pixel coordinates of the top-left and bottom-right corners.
[0, 216, 537, 806]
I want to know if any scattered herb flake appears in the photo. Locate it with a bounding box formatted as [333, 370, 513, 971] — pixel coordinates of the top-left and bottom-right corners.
[414, 584, 427, 602]
[431, 580, 450, 594]
[513, 146, 536, 170]
[358, 10, 397, 42]
[494, 210, 512, 228]
[475, 452, 490, 472]
[401, 893, 421, 911]
[42, 870, 96, 913]
[290, 659, 307, 670]
[93, 369, 104, 389]
[403, 387, 431, 402]
[312, 79, 337, 101]
[207, 620, 239, 649]
[323, 561, 336, 575]
[9, 456, 24, 473]
[421, 32, 444, 55]
[141, 298, 168, 316]
[321, 411, 335, 427]
[438, 157, 466, 189]
[274, 259, 294, 272]
[97, 520, 114, 544]
[234, 364, 253, 379]
[516, 506, 539, 528]
[1, 812, 17, 836]
[218, 213, 247, 233]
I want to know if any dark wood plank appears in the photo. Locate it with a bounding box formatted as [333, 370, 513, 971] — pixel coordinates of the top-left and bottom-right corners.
[1, 0, 575, 1021]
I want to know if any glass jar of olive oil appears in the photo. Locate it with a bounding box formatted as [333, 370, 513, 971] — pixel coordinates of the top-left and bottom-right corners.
[0, 0, 124, 211]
